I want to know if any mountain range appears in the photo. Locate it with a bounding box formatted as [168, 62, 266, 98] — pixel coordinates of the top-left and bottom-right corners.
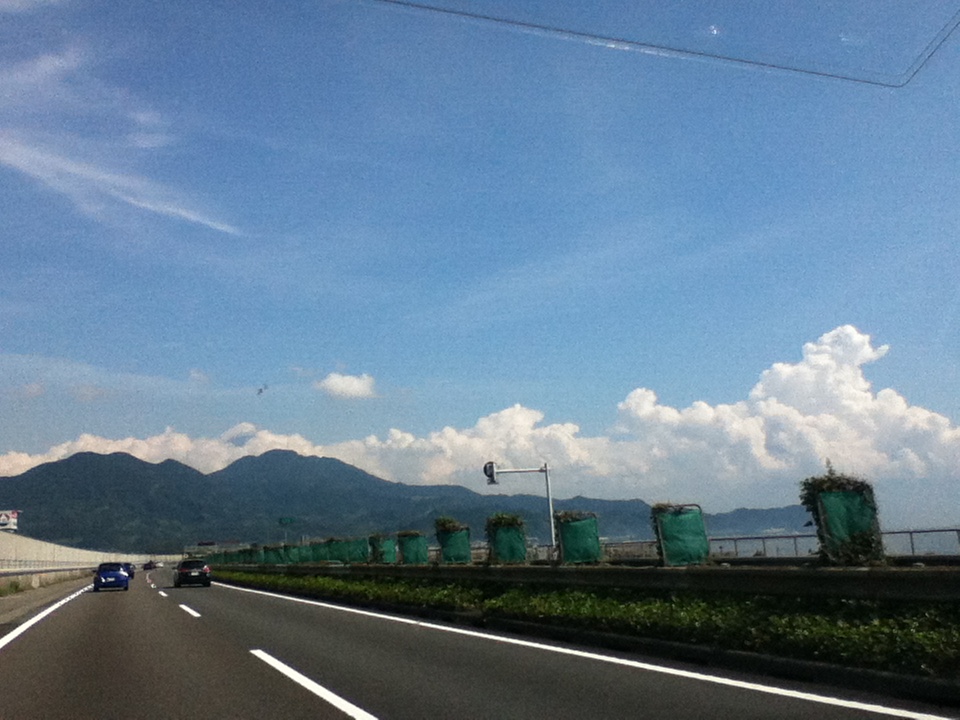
[0, 450, 811, 553]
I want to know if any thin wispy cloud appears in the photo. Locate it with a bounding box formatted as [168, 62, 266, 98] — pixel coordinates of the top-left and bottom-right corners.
[113, 190, 240, 235]
[18, 383, 45, 399]
[0, 50, 82, 96]
[0, 135, 240, 234]
[0, 43, 238, 235]
[69, 384, 107, 403]
[0, 0, 64, 14]
[436, 204, 774, 334]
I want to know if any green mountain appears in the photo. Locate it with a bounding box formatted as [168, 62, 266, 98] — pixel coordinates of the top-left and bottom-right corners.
[0, 450, 810, 553]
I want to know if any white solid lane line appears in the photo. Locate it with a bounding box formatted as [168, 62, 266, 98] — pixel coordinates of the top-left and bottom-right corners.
[179, 604, 201, 618]
[224, 583, 953, 720]
[251, 649, 378, 720]
[0, 585, 91, 652]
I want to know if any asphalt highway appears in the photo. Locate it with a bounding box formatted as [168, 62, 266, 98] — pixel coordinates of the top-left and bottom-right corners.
[0, 568, 956, 719]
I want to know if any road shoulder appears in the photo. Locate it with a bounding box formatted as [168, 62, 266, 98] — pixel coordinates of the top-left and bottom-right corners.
[0, 576, 92, 631]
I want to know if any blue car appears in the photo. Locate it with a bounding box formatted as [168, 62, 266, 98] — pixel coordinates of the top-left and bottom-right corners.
[93, 562, 129, 591]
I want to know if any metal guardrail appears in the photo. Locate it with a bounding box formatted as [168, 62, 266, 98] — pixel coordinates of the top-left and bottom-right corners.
[0, 560, 100, 572]
[230, 561, 960, 602]
[881, 527, 960, 556]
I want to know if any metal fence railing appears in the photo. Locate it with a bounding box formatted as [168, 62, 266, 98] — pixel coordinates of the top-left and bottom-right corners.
[435, 528, 960, 563]
[602, 527, 960, 561]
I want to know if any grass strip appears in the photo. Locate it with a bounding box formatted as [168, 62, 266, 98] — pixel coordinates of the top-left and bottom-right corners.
[215, 570, 960, 680]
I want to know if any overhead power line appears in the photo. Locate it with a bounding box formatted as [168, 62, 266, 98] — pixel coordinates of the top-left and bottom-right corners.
[370, 0, 960, 87]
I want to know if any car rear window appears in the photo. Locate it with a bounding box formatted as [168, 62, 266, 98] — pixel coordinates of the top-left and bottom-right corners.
[99, 563, 122, 571]
[180, 560, 205, 569]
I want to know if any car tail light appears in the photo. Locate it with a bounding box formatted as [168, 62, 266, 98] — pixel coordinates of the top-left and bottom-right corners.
[203, 566, 210, 573]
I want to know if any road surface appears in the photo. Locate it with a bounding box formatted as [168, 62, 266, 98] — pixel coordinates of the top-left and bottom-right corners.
[0, 567, 955, 719]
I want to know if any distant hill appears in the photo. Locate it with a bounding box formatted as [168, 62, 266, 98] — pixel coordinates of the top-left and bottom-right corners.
[0, 450, 811, 553]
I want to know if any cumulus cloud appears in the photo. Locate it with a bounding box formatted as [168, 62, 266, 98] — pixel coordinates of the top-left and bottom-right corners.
[314, 372, 377, 399]
[1, 326, 958, 528]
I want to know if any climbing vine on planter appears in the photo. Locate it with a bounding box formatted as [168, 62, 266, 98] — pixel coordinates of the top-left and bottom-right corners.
[800, 461, 884, 566]
[650, 503, 709, 566]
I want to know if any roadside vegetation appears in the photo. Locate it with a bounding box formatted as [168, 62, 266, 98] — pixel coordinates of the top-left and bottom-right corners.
[216, 570, 960, 680]
[800, 461, 884, 566]
[0, 579, 23, 597]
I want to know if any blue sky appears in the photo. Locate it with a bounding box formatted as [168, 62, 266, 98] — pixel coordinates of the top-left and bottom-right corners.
[2, 1, 960, 528]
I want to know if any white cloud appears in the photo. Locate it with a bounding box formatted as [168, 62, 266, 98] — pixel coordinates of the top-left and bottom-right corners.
[314, 372, 377, 399]
[1, 326, 958, 528]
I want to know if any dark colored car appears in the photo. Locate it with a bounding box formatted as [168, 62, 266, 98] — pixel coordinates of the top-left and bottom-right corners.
[93, 562, 129, 592]
[173, 559, 211, 587]
[121, 562, 135, 578]
[143, 560, 156, 570]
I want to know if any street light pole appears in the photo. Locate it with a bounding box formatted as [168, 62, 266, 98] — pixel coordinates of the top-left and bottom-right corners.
[483, 461, 556, 559]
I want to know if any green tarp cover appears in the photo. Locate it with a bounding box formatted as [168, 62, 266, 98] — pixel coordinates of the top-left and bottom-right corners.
[654, 506, 709, 566]
[327, 540, 350, 563]
[370, 536, 397, 564]
[263, 546, 284, 564]
[437, 528, 471, 564]
[490, 525, 527, 564]
[343, 538, 370, 563]
[558, 517, 601, 563]
[819, 490, 880, 557]
[282, 545, 300, 563]
[308, 542, 330, 562]
[246, 547, 265, 564]
[398, 534, 429, 565]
